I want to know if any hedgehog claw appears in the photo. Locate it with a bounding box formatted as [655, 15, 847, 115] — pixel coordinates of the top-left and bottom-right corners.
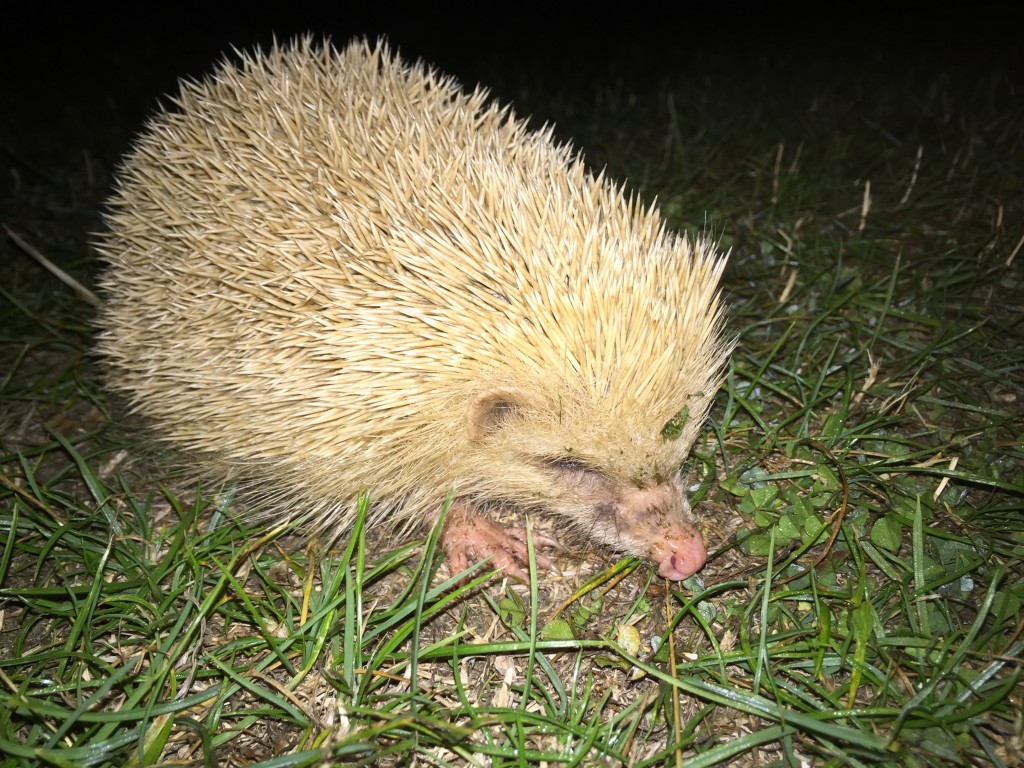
[441, 508, 558, 583]
[500, 526, 561, 552]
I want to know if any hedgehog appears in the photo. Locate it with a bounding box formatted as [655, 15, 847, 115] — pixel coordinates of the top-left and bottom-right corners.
[95, 37, 730, 582]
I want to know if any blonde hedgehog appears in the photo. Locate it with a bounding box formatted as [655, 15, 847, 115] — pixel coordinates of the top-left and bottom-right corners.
[96, 37, 730, 581]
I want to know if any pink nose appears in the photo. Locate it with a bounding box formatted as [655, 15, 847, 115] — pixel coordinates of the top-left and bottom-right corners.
[652, 533, 707, 580]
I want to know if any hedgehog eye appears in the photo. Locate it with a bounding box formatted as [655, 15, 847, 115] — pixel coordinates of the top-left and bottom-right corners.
[545, 458, 610, 491]
[547, 457, 589, 473]
[545, 457, 606, 481]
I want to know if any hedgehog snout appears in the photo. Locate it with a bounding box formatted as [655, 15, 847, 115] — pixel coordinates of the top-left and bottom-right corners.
[543, 462, 708, 579]
[612, 483, 707, 580]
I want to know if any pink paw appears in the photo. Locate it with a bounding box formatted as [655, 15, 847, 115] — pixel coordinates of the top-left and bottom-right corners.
[442, 509, 558, 581]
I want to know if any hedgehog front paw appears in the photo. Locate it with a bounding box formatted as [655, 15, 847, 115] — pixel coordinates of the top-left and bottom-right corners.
[441, 506, 558, 582]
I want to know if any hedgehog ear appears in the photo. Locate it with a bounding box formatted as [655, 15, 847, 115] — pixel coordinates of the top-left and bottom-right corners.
[466, 387, 540, 442]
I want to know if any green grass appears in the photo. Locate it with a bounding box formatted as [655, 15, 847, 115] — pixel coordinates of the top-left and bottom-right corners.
[2, 39, 1022, 767]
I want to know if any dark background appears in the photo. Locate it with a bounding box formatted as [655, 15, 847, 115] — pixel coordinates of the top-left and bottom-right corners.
[2, 3, 1020, 254]
[6, 4, 1021, 128]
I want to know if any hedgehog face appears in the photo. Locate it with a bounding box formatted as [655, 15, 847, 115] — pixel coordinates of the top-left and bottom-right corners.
[460, 386, 708, 579]
[538, 459, 707, 580]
